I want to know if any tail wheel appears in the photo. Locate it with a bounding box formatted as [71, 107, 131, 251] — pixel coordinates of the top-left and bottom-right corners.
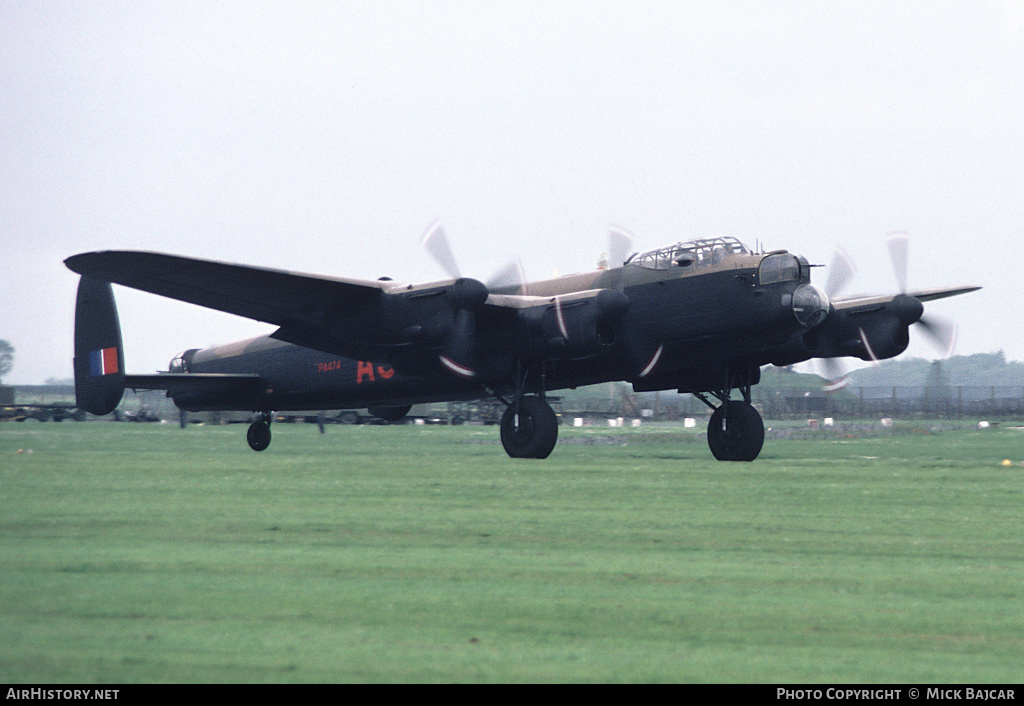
[707, 401, 764, 462]
[247, 419, 272, 452]
[500, 396, 558, 459]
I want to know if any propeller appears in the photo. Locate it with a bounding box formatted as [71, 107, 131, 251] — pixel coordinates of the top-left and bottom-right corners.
[816, 233, 959, 390]
[916, 315, 959, 358]
[421, 219, 462, 280]
[886, 231, 958, 356]
[817, 247, 859, 389]
[825, 247, 856, 300]
[486, 259, 528, 295]
[423, 219, 528, 293]
[420, 220, 488, 378]
[439, 305, 479, 379]
[606, 226, 635, 269]
[420, 220, 638, 375]
[887, 231, 909, 295]
[818, 356, 850, 392]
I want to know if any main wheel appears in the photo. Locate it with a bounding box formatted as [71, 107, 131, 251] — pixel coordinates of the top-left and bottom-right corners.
[500, 396, 558, 459]
[247, 420, 272, 452]
[707, 400, 764, 462]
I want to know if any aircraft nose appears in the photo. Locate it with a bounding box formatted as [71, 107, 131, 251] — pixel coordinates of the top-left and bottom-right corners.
[792, 283, 830, 327]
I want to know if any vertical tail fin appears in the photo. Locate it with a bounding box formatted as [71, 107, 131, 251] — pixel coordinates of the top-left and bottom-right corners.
[73, 277, 125, 415]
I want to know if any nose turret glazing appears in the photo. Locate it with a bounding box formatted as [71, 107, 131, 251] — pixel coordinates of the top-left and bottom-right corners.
[792, 284, 830, 327]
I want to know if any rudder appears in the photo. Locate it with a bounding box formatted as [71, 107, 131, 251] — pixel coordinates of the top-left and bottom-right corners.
[73, 277, 125, 415]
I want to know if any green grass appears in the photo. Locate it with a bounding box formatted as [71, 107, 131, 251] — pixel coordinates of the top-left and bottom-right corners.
[2, 420, 1023, 682]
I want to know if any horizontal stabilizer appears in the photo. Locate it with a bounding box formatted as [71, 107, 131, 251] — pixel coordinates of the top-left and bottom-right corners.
[125, 373, 264, 396]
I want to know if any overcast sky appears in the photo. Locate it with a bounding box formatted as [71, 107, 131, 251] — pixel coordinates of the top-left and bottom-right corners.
[2, 1, 1022, 384]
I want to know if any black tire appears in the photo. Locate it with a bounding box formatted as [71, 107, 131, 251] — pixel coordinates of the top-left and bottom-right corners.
[500, 396, 558, 459]
[247, 420, 272, 452]
[368, 405, 412, 423]
[707, 400, 764, 462]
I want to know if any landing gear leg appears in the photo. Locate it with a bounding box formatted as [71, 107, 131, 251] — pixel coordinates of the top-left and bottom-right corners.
[247, 412, 272, 452]
[695, 386, 764, 462]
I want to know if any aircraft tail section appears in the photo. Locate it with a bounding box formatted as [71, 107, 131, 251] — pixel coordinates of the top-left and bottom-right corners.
[73, 277, 126, 415]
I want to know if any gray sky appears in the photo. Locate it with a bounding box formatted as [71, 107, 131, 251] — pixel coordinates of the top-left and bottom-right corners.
[2, 1, 1022, 384]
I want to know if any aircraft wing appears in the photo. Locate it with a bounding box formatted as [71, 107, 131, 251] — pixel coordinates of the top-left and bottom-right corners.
[65, 250, 611, 372]
[833, 286, 981, 312]
[65, 251, 390, 326]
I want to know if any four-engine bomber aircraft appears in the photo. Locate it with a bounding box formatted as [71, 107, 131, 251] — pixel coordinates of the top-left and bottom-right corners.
[65, 226, 978, 461]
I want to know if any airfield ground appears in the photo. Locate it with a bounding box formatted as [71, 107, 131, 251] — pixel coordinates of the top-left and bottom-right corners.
[1, 420, 1022, 683]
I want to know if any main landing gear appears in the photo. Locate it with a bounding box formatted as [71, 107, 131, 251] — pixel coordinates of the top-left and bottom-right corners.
[247, 412, 272, 452]
[494, 363, 559, 459]
[500, 395, 558, 459]
[694, 390, 765, 462]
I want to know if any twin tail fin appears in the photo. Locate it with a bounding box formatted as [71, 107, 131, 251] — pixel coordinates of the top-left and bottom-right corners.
[73, 277, 125, 415]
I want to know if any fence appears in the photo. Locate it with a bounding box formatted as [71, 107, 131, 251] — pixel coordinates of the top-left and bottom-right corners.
[752, 386, 1024, 419]
[564, 386, 1024, 421]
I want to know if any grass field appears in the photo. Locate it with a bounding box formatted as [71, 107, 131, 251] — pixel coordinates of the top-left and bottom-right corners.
[2, 419, 1023, 683]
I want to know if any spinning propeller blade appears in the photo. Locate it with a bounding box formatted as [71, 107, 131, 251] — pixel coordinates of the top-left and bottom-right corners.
[887, 231, 910, 294]
[818, 356, 849, 392]
[915, 314, 959, 358]
[858, 327, 881, 365]
[487, 259, 527, 295]
[439, 306, 478, 379]
[825, 247, 856, 299]
[421, 219, 461, 280]
[607, 226, 635, 269]
[817, 247, 857, 387]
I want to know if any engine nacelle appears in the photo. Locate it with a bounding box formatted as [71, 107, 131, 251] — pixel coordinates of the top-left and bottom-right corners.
[541, 289, 629, 360]
[768, 294, 923, 366]
[853, 314, 911, 361]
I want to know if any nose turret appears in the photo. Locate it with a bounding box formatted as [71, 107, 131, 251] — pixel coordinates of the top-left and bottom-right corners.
[792, 283, 830, 328]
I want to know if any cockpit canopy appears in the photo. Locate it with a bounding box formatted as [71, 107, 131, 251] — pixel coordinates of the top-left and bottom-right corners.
[169, 349, 198, 373]
[630, 236, 750, 271]
[758, 252, 801, 285]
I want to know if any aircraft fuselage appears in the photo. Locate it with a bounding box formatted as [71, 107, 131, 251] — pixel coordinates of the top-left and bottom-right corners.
[175, 252, 813, 412]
